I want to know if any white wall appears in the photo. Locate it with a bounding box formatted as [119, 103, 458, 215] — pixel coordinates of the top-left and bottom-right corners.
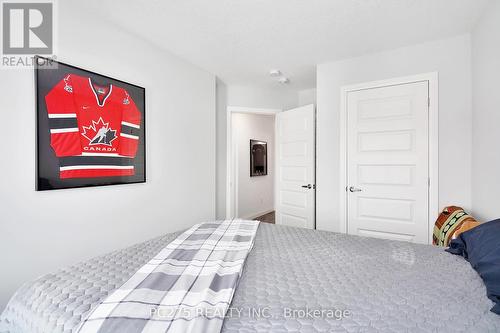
[317, 34, 472, 232]
[233, 113, 275, 219]
[298, 88, 317, 106]
[227, 85, 298, 110]
[216, 79, 228, 219]
[0, 3, 216, 310]
[471, 1, 500, 221]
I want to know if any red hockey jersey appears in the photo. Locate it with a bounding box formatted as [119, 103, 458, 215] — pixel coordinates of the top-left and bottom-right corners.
[45, 74, 141, 179]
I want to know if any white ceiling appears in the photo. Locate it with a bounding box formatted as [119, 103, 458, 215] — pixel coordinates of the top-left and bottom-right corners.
[78, 0, 490, 90]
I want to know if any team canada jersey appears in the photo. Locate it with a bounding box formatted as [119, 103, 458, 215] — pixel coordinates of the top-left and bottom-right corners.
[45, 74, 141, 179]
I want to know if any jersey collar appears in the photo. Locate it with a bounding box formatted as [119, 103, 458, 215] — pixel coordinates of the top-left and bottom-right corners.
[88, 78, 113, 107]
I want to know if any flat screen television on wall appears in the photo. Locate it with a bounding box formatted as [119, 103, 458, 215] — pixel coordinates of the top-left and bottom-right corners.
[35, 56, 146, 191]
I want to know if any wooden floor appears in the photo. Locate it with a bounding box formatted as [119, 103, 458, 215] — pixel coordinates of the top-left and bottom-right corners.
[254, 211, 275, 224]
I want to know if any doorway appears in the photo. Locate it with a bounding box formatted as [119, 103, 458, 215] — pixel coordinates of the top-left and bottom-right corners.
[226, 105, 316, 228]
[228, 109, 277, 222]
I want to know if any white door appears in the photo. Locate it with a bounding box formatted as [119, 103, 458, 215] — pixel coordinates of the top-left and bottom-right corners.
[276, 104, 315, 229]
[346, 81, 429, 243]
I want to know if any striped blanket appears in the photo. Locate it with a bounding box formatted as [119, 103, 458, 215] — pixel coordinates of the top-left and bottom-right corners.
[77, 220, 260, 333]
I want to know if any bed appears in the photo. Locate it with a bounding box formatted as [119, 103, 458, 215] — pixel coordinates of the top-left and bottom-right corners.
[1, 223, 499, 333]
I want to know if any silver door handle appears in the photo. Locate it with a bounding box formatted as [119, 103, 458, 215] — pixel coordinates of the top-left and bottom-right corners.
[301, 184, 316, 189]
[349, 186, 362, 192]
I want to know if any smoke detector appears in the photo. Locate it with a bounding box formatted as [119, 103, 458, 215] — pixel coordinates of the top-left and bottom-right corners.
[278, 77, 290, 84]
[269, 69, 281, 77]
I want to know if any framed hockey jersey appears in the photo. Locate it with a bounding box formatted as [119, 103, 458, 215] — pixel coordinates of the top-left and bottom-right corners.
[35, 56, 146, 191]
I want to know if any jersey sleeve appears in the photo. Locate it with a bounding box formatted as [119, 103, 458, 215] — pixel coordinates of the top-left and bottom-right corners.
[45, 75, 82, 157]
[119, 91, 141, 157]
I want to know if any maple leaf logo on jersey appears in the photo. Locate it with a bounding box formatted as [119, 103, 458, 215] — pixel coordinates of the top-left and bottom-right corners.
[82, 118, 117, 146]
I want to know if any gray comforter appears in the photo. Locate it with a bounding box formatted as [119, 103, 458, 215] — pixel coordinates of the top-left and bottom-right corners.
[1, 223, 499, 333]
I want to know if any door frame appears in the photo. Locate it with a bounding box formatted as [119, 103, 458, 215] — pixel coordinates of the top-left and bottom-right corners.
[339, 73, 439, 244]
[226, 106, 281, 219]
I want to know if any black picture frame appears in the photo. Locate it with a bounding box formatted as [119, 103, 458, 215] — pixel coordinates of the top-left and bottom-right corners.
[35, 56, 146, 191]
[250, 139, 268, 177]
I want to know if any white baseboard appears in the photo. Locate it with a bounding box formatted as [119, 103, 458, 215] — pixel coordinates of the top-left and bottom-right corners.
[240, 208, 274, 220]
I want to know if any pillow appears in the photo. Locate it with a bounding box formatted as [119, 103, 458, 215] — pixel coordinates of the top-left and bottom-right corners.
[454, 219, 482, 237]
[433, 206, 480, 247]
[447, 219, 500, 315]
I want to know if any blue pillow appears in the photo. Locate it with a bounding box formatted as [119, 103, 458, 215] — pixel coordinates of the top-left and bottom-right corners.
[447, 218, 500, 315]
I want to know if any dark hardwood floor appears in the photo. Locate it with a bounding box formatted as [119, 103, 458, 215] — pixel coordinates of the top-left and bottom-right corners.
[254, 211, 275, 224]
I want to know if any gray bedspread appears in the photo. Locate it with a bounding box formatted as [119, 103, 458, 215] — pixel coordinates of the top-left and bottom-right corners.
[1, 223, 499, 333]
